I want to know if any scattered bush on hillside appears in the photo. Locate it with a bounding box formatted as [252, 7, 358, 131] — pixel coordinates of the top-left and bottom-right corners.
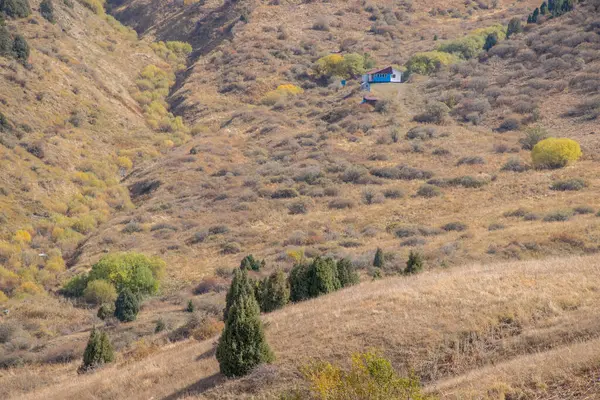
[289, 257, 357, 302]
[520, 126, 548, 150]
[313, 53, 375, 79]
[39, 0, 54, 22]
[240, 254, 265, 271]
[413, 102, 449, 124]
[502, 158, 530, 172]
[373, 247, 385, 268]
[77, 0, 104, 15]
[437, 24, 506, 59]
[573, 205, 594, 215]
[217, 268, 274, 377]
[114, 288, 140, 322]
[543, 210, 572, 222]
[12, 34, 29, 63]
[371, 165, 433, 180]
[416, 184, 441, 198]
[80, 328, 114, 373]
[457, 156, 485, 166]
[484, 32, 498, 51]
[442, 222, 467, 232]
[83, 279, 117, 306]
[312, 17, 329, 31]
[531, 138, 581, 169]
[1, 0, 31, 18]
[550, 178, 586, 191]
[0, 27, 11, 59]
[405, 51, 459, 75]
[566, 96, 600, 120]
[506, 18, 523, 38]
[300, 351, 430, 400]
[150, 41, 192, 71]
[404, 250, 424, 274]
[497, 117, 521, 132]
[262, 84, 304, 105]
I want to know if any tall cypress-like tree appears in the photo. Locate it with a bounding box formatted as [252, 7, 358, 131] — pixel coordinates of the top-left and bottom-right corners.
[216, 284, 274, 377]
[483, 33, 498, 51]
[288, 262, 310, 302]
[532, 7, 540, 22]
[114, 288, 140, 322]
[308, 257, 338, 297]
[224, 268, 253, 320]
[80, 328, 114, 372]
[259, 269, 290, 313]
[336, 258, 359, 288]
[373, 248, 385, 269]
[540, 1, 548, 14]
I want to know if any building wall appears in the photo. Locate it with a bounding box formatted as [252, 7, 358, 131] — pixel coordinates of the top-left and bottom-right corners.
[372, 74, 391, 83]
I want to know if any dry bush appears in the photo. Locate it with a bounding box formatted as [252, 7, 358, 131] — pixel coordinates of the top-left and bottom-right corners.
[194, 277, 229, 295]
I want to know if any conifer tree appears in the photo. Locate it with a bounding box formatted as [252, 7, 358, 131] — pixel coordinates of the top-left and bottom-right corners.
[80, 328, 114, 372]
[288, 262, 310, 302]
[484, 33, 498, 51]
[336, 258, 359, 288]
[308, 257, 338, 297]
[224, 268, 253, 320]
[404, 251, 424, 275]
[540, 1, 548, 15]
[216, 285, 274, 377]
[373, 247, 385, 269]
[532, 7, 540, 22]
[506, 18, 523, 38]
[40, 0, 54, 23]
[114, 288, 140, 322]
[186, 299, 195, 312]
[260, 269, 290, 313]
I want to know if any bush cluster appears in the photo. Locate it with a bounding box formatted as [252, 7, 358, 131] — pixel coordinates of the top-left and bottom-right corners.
[150, 41, 192, 71]
[0, 0, 31, 18]
[289, 257, 359, 302]
[313, 53, 376, 79]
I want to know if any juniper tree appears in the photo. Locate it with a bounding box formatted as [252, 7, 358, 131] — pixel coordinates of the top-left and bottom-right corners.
[80, 328, 114, 372]
[224, 268, 253, 320]
[288, 262, 310, 302]
[186, 299, 195, 312]
[540, 1, 548, 14]
[484, 33, 498, 51]
[336, 258, 359, 288]
[114, 288, 139, 322]
[506, 18, 523, 38]
[373, 247, 385, 269]
[240, 254, 264, 271]
[308, 257, 339, 297]
[259, 269, 290, 313]
[216, 285, 274, 377]
[532, 7, 540, 22]
[404, 251, 424, 275]
[40, 0, 54, 23]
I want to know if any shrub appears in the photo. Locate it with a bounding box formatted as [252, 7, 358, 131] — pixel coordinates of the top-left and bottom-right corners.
[456, 156, 485, 166]
[543, 210, 572, 222]
[289, 257, 343, 302]
[404, 250, 424, 274]
[507, 18, 523, 38]
[405, 51, 459, 75]
[383, 188, 404, 199]
[501, 158, 530, 172]
[240, 254, 265, 271]
[413, 102, 449, 124]
[312, 17, 329, 31]
[441, 222, 467, 232]
[406, 126, 436, 140]
[301, 351, 429, 400]
[416, 184, 441, 197]
[484, 33, 498, 51]
[497, 118, 520, 132]
[114, 288, 140, 322]
[224, 268, 253, 320]
[531, 138, 582, 169]
[312, 53, 372, 79]
[61, 274, 89, 298]
[373, 247, 385, 268]
[488, 223, 505, 231]
[216, 270, 274, 377]
[222, 242, 242, 255]
[371, 165, 433, 180]
[40, 0, 54, 22]
[288, 200, 310, 215]
[186, 299, 195, 313]
[0, 27, 12, 58]
[88, 252, 165, 296]
[328, 198, 354, 209]
[271, 188, 299, 199]
[97, 304, 114, 320]
[80, 328, 114, 372]
[336, 258, 359, 287]
[520, 127, 548, 150]
[256, 269, 290, 313]
[1, 0, 31, 18]
[193, 276, 228, 295]
[550, 178, 586, 191]
[573, 206, 594, 215]
[437, 25, 505, 59]
[12, 34, 29, 63]
[83, 280, 117, 306]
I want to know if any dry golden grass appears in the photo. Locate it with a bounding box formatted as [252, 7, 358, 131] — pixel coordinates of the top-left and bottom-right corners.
[3, 254, 600, 399]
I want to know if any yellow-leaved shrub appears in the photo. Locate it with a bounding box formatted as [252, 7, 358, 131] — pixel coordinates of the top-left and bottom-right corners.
[531, 138, 582, 169]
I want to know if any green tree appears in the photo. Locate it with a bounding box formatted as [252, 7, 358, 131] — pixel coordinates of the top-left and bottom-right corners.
[224, 268, 253, 320]
[373, 248, 385, 269]
[80, 328, 114, 372]
[336, 258, 359, 288]
[240, 254, 264, 271]
[404, 251, 424, 275]
[288, 263, 310, 302]
[532, 7, 540, 22]
[308, 257, 339, 297]
[506, 18, 523, 38]
[0, 26, 10, 58]
[83, 279, 117, 306]
[484, 33, 498, 51]
[39, 0, 54, 22]
[540, 1, 548, 14]
[1, 0, 31, 18]
[186, 299, 195, 312]
[12, 34, 28, 63]
[114, 288, 140, 322]
[259, 269, 290, 313]
[216, 285, 274, 377]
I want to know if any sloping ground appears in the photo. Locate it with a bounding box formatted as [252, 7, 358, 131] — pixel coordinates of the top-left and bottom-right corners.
[4, 254, 600, 399]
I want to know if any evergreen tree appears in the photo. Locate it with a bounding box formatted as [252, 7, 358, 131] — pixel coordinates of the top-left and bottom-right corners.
[186, 299, 195, 312]
[1, 0, 31, 18]
[540, 1, 548, 14]
[483, 33, 498, 51]
[288, 262, 310, 302]
[532, 7, 540, 22]
[224, 268, 253, 320]
[308, 257, 338, 297]
[0, 26, 11, 57]
[80, 328, 114, 372]
[216, 286, 274, 377]
[257, 269, 290, 313]
[506, 18, 523, 38]
[548, 0, 556, 11]
[527, 14, 533, 23]
[12, 34, 29, 63]
[336, 258, 359, 288]
[373, 247, 385, 269]
[404, 251, 424, 275]
[39, 0, 54, 23]
[240, 254, 265, 271]
[114, 288, 140, 322]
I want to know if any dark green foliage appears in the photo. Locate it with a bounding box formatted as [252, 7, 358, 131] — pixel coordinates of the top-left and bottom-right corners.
[0, 0, 31, 18]
[40, 0, 54, 22]
[373, 248, 385, 268]
[541, 1, 548, 14]
[506, 18, 523, 38]
[61, 273, 89, 297]
[288, 257, 347, 302]
[186, 299, 195, 312]
[240, 254, 265, 271]
[336, 258, 359, 288]
[532, 8, 540, 22]
[114, 288, 140, 322]
[80, 328, 114, 372]
[96, 304, 114, 320]
[404, 251, 424, 274]
[155, 319, 166, 333]
[289, 263, 310, 302]
[548, 0, 556, 11]
[0, 26, 12, 58]
[483, 33, 498, 51]
[257, 269, 290, 313]
[224, 268, 253, 320]
[216, 282, 274, 377]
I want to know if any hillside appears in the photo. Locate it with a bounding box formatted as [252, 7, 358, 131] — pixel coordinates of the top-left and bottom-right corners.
[3, 255, 600, 399]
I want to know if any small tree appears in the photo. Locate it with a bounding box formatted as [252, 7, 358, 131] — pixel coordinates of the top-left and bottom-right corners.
[541, 1, 548, 13]
[0, 26, 11, 58]
[506, 18, 523, 38]
[336, 258, 359, 288]
[240, 254, 264, 271]
[84, 279, 117, 306]
[373, 248, 385, 269]
[404, 251, 424, 275]
[114, 288, 140, 322]
[80, 328, 114, 372]
[1, 0, 31, 18]
[186, 299, 195, 312]
[484, 33, 498, 51]
[531, 7, 540, 22]
[289, 263, 310, 302]
[308, 257, 339, 297]
[216, 286, 274, 377]
[224, 268, 253, 320]
[40, 0, 55, 22]
[12, 34, 29, 63]
[259, 269, 290, 313]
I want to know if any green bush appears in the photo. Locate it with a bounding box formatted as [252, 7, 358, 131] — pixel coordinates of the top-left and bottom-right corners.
[336, 258, 359, 287]
[289, 257, 343, 302]
[216, 272, 274, 377]
[531, 138, 582, 169]
[405, 51, 459, 75]
[240, 254, 265, 271]
[0, 26, 12, 58]
[114, 288, 140, 322]
[437, 25, 505, 59]
[83, 279, 117, 306]
[520, 126, 548, 150]
[80, 328, 114, 372]
[257, 269, 290, 313]
[313, 53, 376, 79]
[373, 247, 385, 268]
[405, 251, 424, 274]
[61, 273, 89, 298]
[12, 34, 29, 63]
[0, 0, 31, 18]
[550, 178, 586, 191]
[88, 252, 165, 296]
[506, 18, 523, 38]
[413, 102, 449, 124]
[40, 0, 54, 22]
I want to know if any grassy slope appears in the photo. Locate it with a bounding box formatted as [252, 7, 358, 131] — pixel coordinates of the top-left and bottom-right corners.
[4, 254, 600, 399]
